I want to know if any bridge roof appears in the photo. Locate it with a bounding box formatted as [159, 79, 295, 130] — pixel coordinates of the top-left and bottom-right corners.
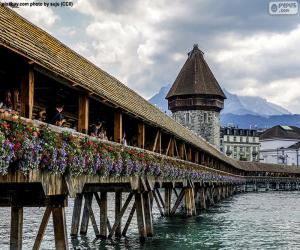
[0, 6, 241, 170]
[239, 161, 300, 174]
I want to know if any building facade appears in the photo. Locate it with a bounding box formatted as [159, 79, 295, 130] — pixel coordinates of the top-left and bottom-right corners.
[220, 127, 260, 161]
[260, 125, 300, 166]
[166, 44, 226, 148]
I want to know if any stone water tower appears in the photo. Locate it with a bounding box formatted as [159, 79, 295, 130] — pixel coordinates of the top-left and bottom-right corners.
[166, 44, 226, 148]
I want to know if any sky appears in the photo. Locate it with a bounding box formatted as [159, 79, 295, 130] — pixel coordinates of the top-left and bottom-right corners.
[10, 0, 300, 113]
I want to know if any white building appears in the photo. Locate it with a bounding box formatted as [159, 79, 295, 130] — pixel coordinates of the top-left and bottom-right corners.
[220, 127, 260, 161]
[259, 125, 300, 165]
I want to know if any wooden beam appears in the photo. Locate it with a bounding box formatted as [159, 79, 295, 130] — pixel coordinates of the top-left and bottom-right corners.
[135, 193, 146, 239]
[122, 202, 136, 236]
[20, 69, 34, 119]
[138, 123, 145, 148]
[170, 189, 185, 215]
[108, 192, 134, 238]
[183, 144, 188, 160]
[143, 192, 153, 237]
[195, 151, 199, 164]
[10, 207, 23, 250]
[78, 94, 89, 134]
[166, 137, 172, 156]
[33, 207, 52, 250]
[70, 194, 83, 237]
[52, 207, 69, 250]
[115, 192, 122, 237]
[174, 139, 179, 157]
[80, 193, 93, 235]
[114, 111, 122, 143]
[152, 130, 159, 152]
[187, 147, 192, 162]
[179, 143, 184, 159]
[100, 192, 108, 238]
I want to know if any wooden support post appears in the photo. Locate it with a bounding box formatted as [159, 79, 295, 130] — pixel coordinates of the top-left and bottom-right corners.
[164, 187, 172, 216]
[166, 137, 172, 156]
[179, 143, 184, 160]
[109, 192, 133, 238]
[115, 192, 122, 237]
[122, 202, 136, 236]
[52, 207, 69, 250]
[114, 111, 122, 143]
[135, 193, 146, 240]
[199, 187, 206, 210]
[143, 192, 153, 237]
[71, 193, 83, 237]
[170, 189, 185, 215]
[10, 206, 23, 250]
[184, 188, 196, 216]
[100, 192, 108, 238]
[20, 69, 34, 119]
[153, 190, 164, 216]
[33, 208, 52, 250]
[152, 130, 159, 152]
[187, 147, 192, 161]
[138, 123, 145, 148]
[80, 193, 93, 235]
[195, 151, 199, 164]
[78, 94, 89, 134]
[12, 89, 19, 111]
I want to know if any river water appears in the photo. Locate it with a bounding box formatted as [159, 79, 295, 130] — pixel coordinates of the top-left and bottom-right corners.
[1, 191, 300, 249]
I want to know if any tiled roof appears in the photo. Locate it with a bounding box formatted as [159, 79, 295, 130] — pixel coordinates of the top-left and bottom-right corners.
[239, 161, 300, 174]
[0, 6, 240, 169]
[260, 125, 300, 140]
[166, 44, 226, 99]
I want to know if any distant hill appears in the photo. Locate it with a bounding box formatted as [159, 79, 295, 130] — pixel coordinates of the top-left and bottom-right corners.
[221, 114, 300, 129]
[148, 85, 299, 128]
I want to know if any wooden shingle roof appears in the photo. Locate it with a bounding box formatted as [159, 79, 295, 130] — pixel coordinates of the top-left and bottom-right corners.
[166, 44, 226, 99]
[0, 6, 241, 169]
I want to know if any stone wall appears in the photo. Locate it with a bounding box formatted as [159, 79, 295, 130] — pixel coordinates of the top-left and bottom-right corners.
[173, 110, 220, 148]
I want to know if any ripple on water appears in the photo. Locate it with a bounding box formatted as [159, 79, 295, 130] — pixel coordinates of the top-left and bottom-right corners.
[1, 192, 300, 249]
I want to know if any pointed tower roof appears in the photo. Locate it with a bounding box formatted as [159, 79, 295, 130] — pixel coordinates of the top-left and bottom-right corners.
[166, 44, 226, 99]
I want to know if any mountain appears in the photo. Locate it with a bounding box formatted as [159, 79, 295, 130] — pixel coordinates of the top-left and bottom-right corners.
[148, 85, 298, 128]
[221, 89, 291, 116]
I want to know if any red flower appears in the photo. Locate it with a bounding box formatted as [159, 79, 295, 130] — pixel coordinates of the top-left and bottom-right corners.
[2, 122, 10, 130]
[14, 141, 21, 151]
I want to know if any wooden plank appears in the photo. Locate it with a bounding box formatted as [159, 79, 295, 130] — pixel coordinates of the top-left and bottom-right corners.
[78, 94, 89, 134]
[86, 198, 100, 237]
[114, 111, 122, 143]
[143, 192, 153, 237]
[152, 190, 164, 216]
[179, 143, 184, 160]
[155, 188, 165, 209]
[138, 123, 145, 148]
[70, 193, 83, 237]
[170, 189, 185, 215]
[108, 192, 134, 238]
[52, 207, 69, 250]
[94, 193, 111, 233]
[33, 207, 52, 250]
[174, 139, 179, 157]
[10, 206, 23, 250]
[115, 192, 122, 237]
[20, 69, 34, 119]
[195, 151, 199, 164]
[152, 130, 159, 152]
[183, 144, 188, 160]
[164, 187, 172, 216]
[135, 193, 146, 239]
[80, 193, 92, 235]
[165, 137, 172, 156]
[100, 192, 108, 238]
[122, 202, 136, 236]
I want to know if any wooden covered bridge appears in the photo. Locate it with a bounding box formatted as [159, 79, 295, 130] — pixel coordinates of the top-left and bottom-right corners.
[0, 6, 300, 250]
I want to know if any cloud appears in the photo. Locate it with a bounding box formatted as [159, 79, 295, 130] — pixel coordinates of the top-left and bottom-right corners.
[13, 0, 300, 113]
[14, 3, 59, 29]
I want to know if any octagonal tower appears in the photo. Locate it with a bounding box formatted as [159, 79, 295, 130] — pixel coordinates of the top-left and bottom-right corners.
[166, 44, 226, 148]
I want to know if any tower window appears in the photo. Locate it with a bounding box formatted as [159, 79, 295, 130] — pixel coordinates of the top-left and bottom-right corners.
[204, 113, 208, 123]
[185, 113, 190, 124]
